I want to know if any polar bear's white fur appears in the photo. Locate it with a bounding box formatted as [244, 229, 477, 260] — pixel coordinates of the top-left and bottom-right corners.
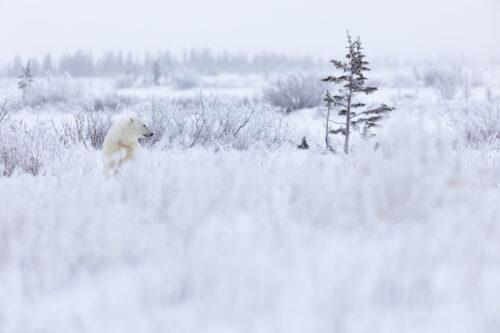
[102, 117, 153, 171]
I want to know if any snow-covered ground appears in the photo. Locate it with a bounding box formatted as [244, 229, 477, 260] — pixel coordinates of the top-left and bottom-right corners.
[1, 65, 500, 332]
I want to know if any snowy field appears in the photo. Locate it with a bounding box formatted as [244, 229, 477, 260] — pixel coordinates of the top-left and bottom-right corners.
[1, 64, 500, 332]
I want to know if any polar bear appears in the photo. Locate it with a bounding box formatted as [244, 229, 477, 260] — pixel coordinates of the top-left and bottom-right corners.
[102, 117, 154, 171]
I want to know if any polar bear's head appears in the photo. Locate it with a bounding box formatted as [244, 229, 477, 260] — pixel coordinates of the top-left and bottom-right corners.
[126, 117, 154, 139]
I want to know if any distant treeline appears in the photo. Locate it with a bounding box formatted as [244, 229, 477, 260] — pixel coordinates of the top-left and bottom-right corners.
[0, 49, 323, 77]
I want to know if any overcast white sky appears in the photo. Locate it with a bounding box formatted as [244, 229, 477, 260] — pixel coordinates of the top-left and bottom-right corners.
[0, 0, 498, 63]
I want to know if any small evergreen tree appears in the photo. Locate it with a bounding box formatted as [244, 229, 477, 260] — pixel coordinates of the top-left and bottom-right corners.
[18, 60, 34, 99]
[323, 32, 394, 153]
[152, 61, 161, 86]
[42, 54, 53, 74]
[297, 136, 309, 150]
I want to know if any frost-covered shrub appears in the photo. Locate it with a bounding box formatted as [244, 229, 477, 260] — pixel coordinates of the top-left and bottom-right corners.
[114, 73, 137, 89]
[418, 67, 463, 100]
[0, 109, 112, 177]
[22, 75, 84, 107]
[450, 101, 500, 147]
[263, 73, 324, 113]
[140, 95, 291, 150]
[0, 120, 62, 176]
[91, 93, 135, 111]
[82, 109, 113, 149]
[61, 109, 113, 150]
[391, 74, 418, 88]
[171, 70, 202, 90]
[0, 97, 14, 123]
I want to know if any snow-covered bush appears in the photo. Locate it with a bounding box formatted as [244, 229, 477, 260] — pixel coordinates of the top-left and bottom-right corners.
[450, 100, 500, 147]
[91, 93, 135, 111]
[140, 95, 291, 150]
[0, 107, 114, 177]
[418, 67, 463, 100]
[171, 70, 202, 90]
[58, 109, 114, 150]
[0, 97, 14, 123]
[22, 74, 84, 107]
[0, 120, 62, 176]
[391, 74, 418, 88]
[263, 73, 324, 113]
[79, 109, 114, 149]
[114, 72, 137, 89]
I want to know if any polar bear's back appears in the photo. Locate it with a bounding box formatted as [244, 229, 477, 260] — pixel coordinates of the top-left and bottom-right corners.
[102, 118, 130, 158]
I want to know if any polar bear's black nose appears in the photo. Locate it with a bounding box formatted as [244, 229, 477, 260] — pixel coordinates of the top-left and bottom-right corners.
[144, 133, 154, 137]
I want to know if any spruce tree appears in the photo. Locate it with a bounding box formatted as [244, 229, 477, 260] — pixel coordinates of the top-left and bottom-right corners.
[42, 54, 53, 74]
[18, 60, 33, 100]
[323, 32, 393, 153]
[152, 61, 161, 86]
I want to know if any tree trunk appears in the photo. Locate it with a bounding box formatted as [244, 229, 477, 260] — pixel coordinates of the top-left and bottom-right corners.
[325, 103, 331, 151]
[344, 95, 351, 154]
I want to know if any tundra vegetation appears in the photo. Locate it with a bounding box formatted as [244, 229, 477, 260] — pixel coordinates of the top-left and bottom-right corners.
[0, 37, 499, 332]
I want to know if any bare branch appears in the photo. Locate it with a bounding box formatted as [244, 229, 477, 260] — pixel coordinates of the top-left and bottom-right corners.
[0, 96, 15, 123]
[233, 108, 257, 137]
[328, 119, 345, 125]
